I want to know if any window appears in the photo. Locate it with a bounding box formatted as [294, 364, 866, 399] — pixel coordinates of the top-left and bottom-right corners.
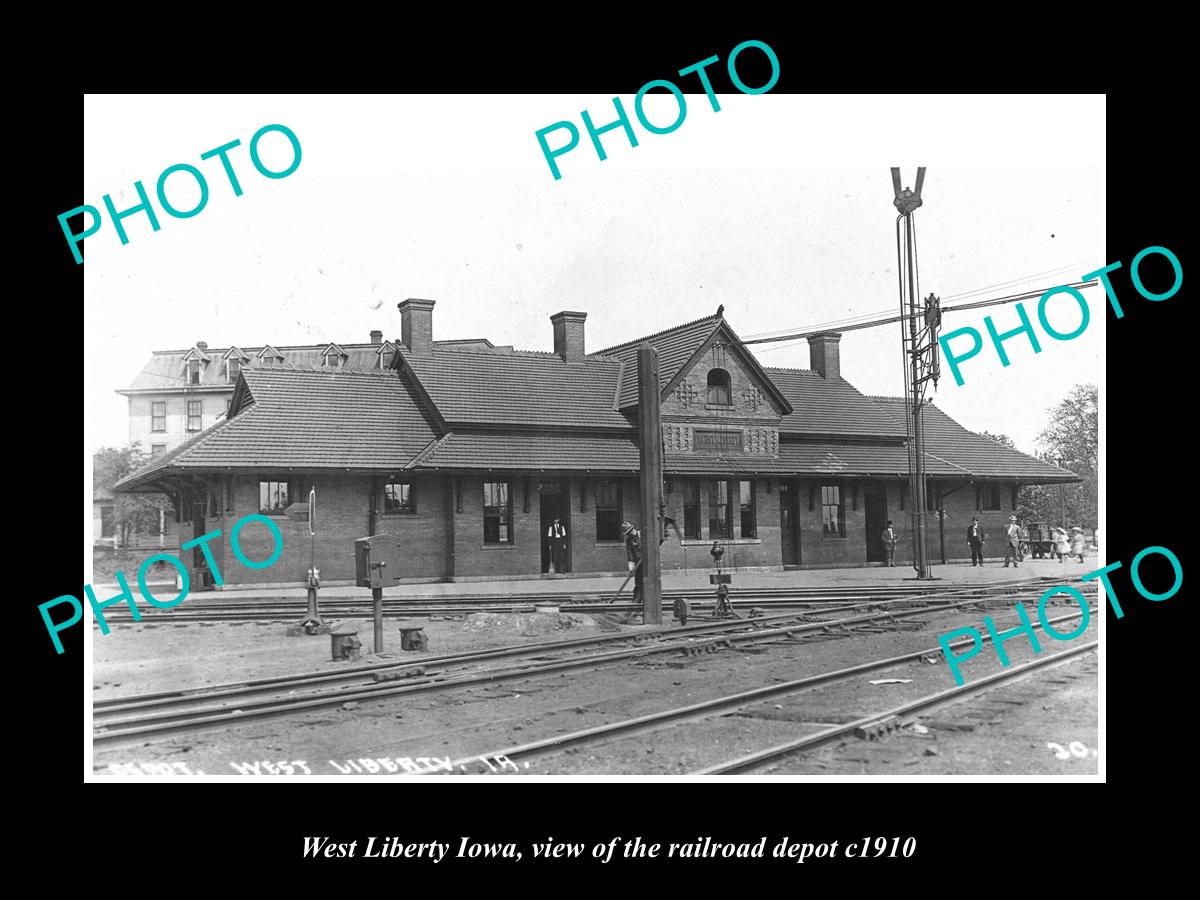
[260, 355, 276, 367]
[379, 349, 394, 369]
[186, 400, 203, 432]
[150, 444, 166, 457]
[151, 401, 166, 432]
[683, 481, 701, 539]
[226, 357, 241, 382]
[706, 368, 731, 405]
[259, 480, 290, 515]
[821, 484, 844, 536]
[323, 352, 343, 368]
[383, 481, 415, 515]
[739, 479, 757, 538]
[982, 483, 1002, 511]
[708, 479, 731, 539]
[483, 481, 512, 544]
[188, 358, 201, 385]
[595, 478, 622, 541]
[100, 505, 115, 538]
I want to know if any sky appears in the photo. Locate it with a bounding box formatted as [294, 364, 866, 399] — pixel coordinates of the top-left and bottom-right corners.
[83, 94, 1104, 457]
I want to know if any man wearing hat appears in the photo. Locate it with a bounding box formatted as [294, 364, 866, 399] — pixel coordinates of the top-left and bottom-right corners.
[622, 521, 644, 603]
[1003, 515, 1021, 568]
[967, 516, 985, 566]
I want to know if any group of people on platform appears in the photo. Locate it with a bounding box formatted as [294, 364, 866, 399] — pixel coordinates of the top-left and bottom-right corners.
[880, 516, 1089, 569]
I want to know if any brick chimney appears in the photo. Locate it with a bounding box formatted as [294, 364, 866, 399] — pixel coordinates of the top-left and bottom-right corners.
[807, 332, 842, 379]
[551, 311, 587, 364]
[398, 299, 435, 356]
[369, 329, 383, 345]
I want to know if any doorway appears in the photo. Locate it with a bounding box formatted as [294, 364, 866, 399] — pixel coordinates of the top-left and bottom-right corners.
[864, 483, 888, 563]
[539, 482, 569, 574]
[779, 480, 800, 567]
[191, 500, 213, 588]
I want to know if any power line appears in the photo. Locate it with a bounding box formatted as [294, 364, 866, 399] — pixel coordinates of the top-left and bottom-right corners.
[742, 259, 1091, 342]
[741, 281, 1097, 346]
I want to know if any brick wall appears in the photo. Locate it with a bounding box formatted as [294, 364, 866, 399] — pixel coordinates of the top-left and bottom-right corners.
[196, 470, 1029, 585]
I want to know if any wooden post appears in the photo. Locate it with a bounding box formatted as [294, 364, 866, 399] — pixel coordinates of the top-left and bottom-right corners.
[638, 344, 663, 625]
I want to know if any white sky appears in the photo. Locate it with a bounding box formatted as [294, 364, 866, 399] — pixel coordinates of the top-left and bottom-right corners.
[83, 94, 1103, 456]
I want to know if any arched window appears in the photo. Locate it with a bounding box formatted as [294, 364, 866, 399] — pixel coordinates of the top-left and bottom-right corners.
[706, 368, 731, 405]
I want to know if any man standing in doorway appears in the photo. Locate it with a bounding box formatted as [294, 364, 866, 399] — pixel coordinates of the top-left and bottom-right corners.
[967, 517, 985, 566]
[882, 520, 898, 567]
[622, 521, 644, 604]
[1003, 515, 1021, 568]
[547, 517, 568, 574]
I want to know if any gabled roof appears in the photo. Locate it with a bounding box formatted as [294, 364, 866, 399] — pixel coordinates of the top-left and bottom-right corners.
[867, 397, 1079, 482]
[223, 346, 250, 361]
[181, 345, 211, 362]
[257, 344, 284, 360]
[767, 367, 908, 439]
[321, 342, 348, 358]
[591, 310, 792, 415]
[396, 346, 632, 429]
[115, 366, 441, 491]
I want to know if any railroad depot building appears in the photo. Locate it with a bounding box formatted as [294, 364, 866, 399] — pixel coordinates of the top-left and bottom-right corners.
[115, 300, 1077, 587]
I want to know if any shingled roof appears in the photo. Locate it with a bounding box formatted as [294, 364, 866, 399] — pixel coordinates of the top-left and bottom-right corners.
[115, 367, 441, 490]
[866, 397, 1079, 483]
[767, 368, 907, 438]
[415, 431, 641, 472]
[398, 347, 633, 429]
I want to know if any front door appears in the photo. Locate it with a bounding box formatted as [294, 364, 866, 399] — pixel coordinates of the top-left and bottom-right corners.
[539, 485, 569, 573]
[864, 483, 887, 563]
[779, 480, 800, 566]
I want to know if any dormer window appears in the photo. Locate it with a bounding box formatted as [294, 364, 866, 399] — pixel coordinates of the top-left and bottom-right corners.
[257, 345, 284, 367]
[377, 341, 396, 369]
[706, 368, 731, 405]
[322, 343, 347, 368]
[224, 348, 249, 383]
[188, 358, 201, 385]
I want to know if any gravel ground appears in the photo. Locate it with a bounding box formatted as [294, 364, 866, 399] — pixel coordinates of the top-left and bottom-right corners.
[92, 586, 1099, 778]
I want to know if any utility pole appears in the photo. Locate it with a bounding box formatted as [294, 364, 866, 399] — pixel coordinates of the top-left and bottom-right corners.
[891, 167, 939, 580]
[637, 343, 663, 624]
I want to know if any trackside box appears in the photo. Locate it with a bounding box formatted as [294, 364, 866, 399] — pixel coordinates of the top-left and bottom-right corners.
[354, 535, 403, 588]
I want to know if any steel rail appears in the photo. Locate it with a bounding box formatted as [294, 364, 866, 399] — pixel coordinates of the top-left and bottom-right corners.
[94, 584, 1048, 744]
[696, 640, 1097, 774]
[442, 609, 1095, 774]
[95, 579, 1042, 715]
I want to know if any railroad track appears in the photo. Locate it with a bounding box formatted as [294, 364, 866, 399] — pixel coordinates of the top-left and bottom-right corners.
[92, 579, 1057, 624]
[93, 579, 1053, 746]
[444, 608, 1097, 776]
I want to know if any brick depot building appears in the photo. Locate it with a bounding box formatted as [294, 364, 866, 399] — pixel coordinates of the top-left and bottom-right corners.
[115, 300, 1077, 587]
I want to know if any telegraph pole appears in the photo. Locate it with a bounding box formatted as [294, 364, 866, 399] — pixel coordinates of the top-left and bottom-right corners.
[637, 343, 663, 624]
[891, 167, 940, 580]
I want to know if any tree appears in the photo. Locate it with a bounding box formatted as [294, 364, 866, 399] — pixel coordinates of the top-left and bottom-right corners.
[1016, 384, 1098, 529]
[94, 444, 172, 547]
[981, 431, 1016, 449]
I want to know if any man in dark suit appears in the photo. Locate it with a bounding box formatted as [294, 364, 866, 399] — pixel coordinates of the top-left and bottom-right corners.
[967, 517, 985, 566]
[547, 517, 567, 574]
[622, 521, 643, 604]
